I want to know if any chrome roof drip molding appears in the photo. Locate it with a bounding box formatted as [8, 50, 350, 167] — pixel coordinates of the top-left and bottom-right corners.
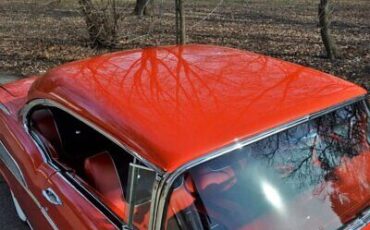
[20, 98, 165, 176]
[152, 95, 368, 230]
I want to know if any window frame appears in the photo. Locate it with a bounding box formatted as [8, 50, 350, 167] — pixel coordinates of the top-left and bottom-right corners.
[20, 98, 163, 229]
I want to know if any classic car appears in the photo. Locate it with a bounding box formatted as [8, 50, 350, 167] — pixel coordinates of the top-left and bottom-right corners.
[0, 45, 369, 230]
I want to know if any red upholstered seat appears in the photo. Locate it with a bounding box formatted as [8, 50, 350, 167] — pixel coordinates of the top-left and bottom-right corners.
[84, 152, 126, 219]
[196, 166, 237, 192]
[30, 109, 63, 159]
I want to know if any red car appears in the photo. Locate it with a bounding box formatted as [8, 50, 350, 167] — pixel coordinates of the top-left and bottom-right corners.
[0, 45, 369, 230]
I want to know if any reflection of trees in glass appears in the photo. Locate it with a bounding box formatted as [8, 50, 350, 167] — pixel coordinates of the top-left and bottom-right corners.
[247, 102, 369, 191]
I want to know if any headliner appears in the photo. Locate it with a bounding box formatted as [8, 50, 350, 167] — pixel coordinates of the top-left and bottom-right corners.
[28, 45, 367, 172]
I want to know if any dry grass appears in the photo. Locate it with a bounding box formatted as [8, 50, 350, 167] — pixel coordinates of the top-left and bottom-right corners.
[0, 0, 369, 88]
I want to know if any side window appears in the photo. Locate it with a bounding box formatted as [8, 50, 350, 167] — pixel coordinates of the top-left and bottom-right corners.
[28, 106, 157, 229]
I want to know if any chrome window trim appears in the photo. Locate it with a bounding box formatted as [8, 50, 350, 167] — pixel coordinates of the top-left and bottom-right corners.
[152, 95, 368, 230]
[20, 98, 164, 175]
[20, 98, 163, 229]
[29, 129, 60, 171]
[59, 172, 121, 229]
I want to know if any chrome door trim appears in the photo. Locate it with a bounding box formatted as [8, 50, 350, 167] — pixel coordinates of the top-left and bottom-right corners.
[152, 95, 368, 229]
[42, 188, 62, 206]
[20, 98, 164, 175]
[0, 140, 27, 187]
[0, 103, 10, 115]
[0, 141, 57, 230]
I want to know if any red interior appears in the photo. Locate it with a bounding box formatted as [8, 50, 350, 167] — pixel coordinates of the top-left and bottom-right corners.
[83, 152, 153, 229]
[30, 109, 63, 159]
[84, 152, 126, 219]
[165, 149, 370, 230]
[29, 106, 370, 230]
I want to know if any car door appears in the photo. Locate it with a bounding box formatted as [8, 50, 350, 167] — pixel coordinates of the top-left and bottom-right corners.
[23, 102, 166, 230]
[0, 110, 55, 229]
[24, 106, 121, 229]
[39, 171, 117, 230]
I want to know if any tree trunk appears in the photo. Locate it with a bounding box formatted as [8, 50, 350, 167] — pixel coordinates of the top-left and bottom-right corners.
[318, 0, 337, 59]
[134, 0, 152, 17]
[79, 0, 119, 48]
[175, 0, 186, 44]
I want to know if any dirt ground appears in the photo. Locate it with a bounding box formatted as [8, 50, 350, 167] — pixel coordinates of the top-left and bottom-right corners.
[0, 0, 369, 88]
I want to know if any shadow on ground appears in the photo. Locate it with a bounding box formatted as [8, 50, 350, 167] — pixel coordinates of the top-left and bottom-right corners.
[0, 75, 29, 229]
[0, 175, 29, 230]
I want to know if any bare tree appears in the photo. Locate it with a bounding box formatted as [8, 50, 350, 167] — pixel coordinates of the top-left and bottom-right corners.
[79, 0, 119, 48]
[134, 0, 152, 17]
[175, 0, 186, 44]
[318, 0, 337, 59]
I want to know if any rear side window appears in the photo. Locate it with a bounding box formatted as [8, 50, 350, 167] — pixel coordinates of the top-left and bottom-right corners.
[28, 106, 157, 229]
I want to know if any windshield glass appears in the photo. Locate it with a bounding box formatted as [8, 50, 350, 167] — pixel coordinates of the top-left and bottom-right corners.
[165, 101, 370, 230]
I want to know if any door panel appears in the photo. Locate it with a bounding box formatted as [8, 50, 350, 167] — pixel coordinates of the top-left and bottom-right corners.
[0, 159, 52, 229]
[41, 172, 116, 230]
[0, 115, 55, 228]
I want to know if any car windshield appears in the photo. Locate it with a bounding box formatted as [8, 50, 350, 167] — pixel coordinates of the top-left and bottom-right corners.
[165, 101, 370, 230]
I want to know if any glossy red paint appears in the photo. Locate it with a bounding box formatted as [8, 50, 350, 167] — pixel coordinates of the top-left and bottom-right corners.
[28, 45, 367, 172]
[0, 45, 368, 230]
[0, 77, 37, 114]
[0, 78, 115, 228]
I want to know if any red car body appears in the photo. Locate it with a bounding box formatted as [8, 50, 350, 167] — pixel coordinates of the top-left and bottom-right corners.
[0, 45, 368, 230]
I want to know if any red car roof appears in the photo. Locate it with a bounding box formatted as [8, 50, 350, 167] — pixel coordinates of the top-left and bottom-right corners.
[28, 45, 367, 172]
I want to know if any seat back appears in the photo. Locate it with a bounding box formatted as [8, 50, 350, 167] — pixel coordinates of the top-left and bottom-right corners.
[195, 165, 237, 192]
[84, 152, 123, 197]
[30, 109, 63, 159]
[84, 152, 127, 219]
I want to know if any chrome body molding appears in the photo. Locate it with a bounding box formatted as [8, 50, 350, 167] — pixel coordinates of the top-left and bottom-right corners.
[20, 99, 164, 175]
[152, 95, 368, 229]
[0, 141, 57, 229]
[0, 103, 10, 115]
[40, 207, 59, 230]
[0, 140, 27, 187]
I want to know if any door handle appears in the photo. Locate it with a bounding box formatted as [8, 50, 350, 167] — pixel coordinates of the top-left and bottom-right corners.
[42, 188, 62, 206]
